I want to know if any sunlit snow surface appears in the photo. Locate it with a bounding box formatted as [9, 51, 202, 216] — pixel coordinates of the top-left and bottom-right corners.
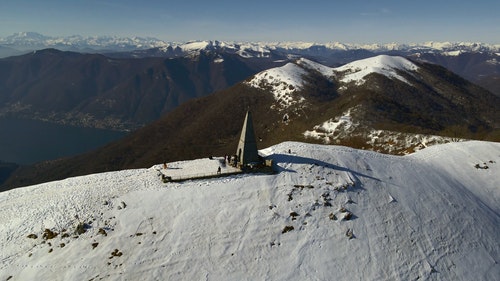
[1, 141, 499, 280]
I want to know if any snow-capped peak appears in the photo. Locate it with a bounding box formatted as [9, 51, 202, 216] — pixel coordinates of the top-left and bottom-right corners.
[180, 40, 212, 52]
[246, 55, 419, 107]
[158, 40, 272, 58]
[334, 55, 419, 85]
[246, 61, 308, 107]
[245, 57, 339, 108]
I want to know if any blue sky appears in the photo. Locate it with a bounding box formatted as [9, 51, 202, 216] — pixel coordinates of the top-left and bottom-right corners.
[1, 0, 499, 43]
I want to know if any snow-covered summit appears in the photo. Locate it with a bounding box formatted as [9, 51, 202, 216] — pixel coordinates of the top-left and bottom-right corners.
[245, 55, 419, 107]
[0, 141, 498, 280]
[244, 57, 337, 107]
[245, 61, 308, 107]
[335, 55, 419, 85]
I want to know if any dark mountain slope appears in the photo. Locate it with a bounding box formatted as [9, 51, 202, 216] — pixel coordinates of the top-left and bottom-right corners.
[353, 63, 498, 134]
[409, 52, 500, 96]
[0, 49, 284, 130]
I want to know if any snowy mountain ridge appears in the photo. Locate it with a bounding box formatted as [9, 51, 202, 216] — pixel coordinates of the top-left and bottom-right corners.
[0, 32, 169, 50]
[245, 55, 419, 106]
[2, 32, 499, 54]
[335, 55, 419, 85]
[268, 40, 500, 52]
[0, 141, 498, 280]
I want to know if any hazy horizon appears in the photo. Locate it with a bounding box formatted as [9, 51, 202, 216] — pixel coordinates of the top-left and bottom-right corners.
[1, 0, 499, 44]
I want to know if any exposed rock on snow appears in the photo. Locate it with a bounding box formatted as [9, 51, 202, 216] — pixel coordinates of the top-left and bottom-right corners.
[303, 109, 357, 143]
[303, 108, 467, 155]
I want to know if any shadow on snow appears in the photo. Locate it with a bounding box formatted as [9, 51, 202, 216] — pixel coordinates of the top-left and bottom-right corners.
[269, 153, 381, 188]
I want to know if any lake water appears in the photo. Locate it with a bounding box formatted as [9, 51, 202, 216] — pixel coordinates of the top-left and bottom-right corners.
[0, 117, 128, 165]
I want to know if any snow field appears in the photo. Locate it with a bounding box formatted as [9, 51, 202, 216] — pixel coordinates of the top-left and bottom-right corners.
[0, 141, 498, 280]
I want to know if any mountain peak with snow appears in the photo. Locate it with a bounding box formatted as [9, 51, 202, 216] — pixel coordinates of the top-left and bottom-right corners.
[1, 141, 498, 280]
[244, 57, 339, 107]
[245, 61, 309, 107]
[245, 55, 420, 107]
[335, 55, 419, 85]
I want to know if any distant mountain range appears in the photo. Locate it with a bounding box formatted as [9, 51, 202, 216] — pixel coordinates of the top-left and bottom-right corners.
[2, 32, 499, 55]
[1, 34, 499, 132]
[3, 55, 498, 190]
[1, 32, 499, 95]
[0, 32, 169, 54]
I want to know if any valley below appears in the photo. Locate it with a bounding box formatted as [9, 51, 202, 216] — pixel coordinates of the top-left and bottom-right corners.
[0, 117, 126, 165]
